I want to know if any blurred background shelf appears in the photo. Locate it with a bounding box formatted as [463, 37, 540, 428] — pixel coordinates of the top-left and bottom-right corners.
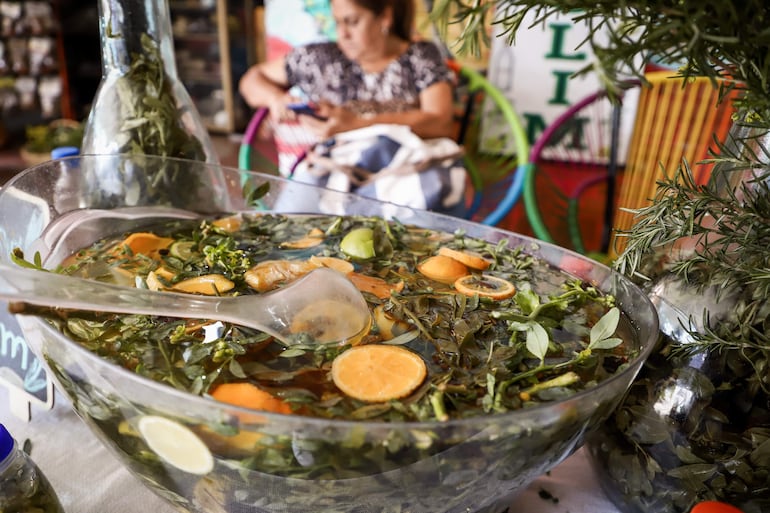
[0, 0, 73, 145]
[1, 0, 263, 180]
[169, 0, 253, 133]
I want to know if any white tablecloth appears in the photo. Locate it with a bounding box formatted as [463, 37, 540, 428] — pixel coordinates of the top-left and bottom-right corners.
[1, 388, 622, 513]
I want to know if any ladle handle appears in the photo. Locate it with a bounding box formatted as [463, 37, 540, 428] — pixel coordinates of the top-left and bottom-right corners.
[0, 266, 371, 345]
[0, 265, 300, 341]
[0, 265, 226, 318]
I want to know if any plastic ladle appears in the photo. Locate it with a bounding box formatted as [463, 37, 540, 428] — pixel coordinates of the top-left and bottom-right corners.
[0, 266, 371, 345]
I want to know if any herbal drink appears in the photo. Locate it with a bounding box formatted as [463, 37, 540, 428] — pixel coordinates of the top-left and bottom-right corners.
[2, 155, 659, 513]
[24, 213, 636, 424]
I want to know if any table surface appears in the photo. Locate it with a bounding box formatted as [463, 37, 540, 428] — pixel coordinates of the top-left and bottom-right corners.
[1, 388, 623, 513]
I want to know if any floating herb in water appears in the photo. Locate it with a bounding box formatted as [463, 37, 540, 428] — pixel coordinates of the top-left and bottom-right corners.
[13, 213, 634, 423]
[6, 209, 658, 512]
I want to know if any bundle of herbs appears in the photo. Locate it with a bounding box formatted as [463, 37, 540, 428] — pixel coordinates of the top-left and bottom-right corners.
[107, 34, 212, 204]
[432, 1, 770, 511]
[111, 33, 206, 162]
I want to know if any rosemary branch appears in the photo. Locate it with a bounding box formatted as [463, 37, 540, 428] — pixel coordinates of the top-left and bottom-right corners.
[430, 1, 770, 113]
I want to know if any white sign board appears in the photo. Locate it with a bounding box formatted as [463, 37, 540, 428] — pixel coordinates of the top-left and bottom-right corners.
[480, 12, 637, 162]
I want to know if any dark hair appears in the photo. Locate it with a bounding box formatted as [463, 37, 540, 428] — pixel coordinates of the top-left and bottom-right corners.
[345, 0, 415, 41]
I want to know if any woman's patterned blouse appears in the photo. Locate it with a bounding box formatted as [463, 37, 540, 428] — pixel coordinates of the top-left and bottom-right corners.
[285, 40, 454, 116]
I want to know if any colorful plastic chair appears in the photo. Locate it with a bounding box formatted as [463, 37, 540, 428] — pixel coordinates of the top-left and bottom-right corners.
[526, 70, 738, 257]
[525, 84, 637, 255]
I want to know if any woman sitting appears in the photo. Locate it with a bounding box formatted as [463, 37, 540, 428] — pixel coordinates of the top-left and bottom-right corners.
[239, 0, 465, 215]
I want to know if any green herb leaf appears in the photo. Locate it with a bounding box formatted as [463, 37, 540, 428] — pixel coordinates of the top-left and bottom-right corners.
[525, 321, 549, 364]
[589, 307, 621, 350]
[515, 289, 540, 315]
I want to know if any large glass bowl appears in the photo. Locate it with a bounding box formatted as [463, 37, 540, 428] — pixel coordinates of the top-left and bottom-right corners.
[0, 154, 659, 513]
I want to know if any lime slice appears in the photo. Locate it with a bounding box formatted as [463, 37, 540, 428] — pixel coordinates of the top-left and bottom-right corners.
[340, 227, 376, 259]
[169, 240, 196, 260]
[137, 415, 214, 475]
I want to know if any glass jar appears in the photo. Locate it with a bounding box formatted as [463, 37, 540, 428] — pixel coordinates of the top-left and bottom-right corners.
[586, 123, 770, 513]
[0, 424, 65, 513]
[81, 0, 217, 163]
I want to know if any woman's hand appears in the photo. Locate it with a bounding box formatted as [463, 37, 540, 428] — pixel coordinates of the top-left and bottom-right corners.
[238, 59, 300, 124]
[299, 102, 362, 138]
[266, 95, 307, 124]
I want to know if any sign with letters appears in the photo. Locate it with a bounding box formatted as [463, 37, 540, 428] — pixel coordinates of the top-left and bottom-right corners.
[0, 302, 54, 421]
[0, 170, 56, 421]
[481, 11, 638, 160]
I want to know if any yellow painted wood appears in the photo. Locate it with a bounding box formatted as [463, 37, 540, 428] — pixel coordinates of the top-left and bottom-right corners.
[609, 71, 737, 257]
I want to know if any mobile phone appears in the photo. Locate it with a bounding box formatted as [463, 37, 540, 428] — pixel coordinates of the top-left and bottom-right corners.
[287, 102, 326, 120]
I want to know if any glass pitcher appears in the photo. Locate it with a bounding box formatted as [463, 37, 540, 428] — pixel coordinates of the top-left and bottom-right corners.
[81, 0, 218, 163]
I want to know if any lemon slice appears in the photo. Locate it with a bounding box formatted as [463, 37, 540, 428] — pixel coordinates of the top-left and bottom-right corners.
[137, 415, 214, 475]
[438, 247, 491, 270]
[454, 274, 516, 300]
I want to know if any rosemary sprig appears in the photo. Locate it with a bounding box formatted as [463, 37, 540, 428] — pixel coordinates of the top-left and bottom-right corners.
[431, 1, 770, 356]
[613, 140, 770, 356]
[431, 1, 770, 113]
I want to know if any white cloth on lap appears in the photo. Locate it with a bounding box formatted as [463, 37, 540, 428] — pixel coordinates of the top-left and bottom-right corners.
[291, 124, 467, 216]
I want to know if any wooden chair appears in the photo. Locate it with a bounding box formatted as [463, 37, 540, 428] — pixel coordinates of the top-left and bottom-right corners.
[237, 59, 531, 226]
[608, 70, 737, 257]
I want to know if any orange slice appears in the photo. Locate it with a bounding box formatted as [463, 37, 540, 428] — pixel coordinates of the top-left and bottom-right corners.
[690, 502, 745, 513]
[309, 255, 355, 274]
[454, 274, 516, 300]
[348, 272, 404, 299]
[211, 216, 242, 232]
[205, 382, 291, 456]
[111, 232, 174, 260]
[281, 228, 325, 249]
[331, 344, 427, 402]
[171, 274, 235, 295]
[210, 382, 292, 414]
[417, 255, 469, 284]
[290, 299, 371, 345]
[145, 269, 169, 291]
[438, 247, 491, 270]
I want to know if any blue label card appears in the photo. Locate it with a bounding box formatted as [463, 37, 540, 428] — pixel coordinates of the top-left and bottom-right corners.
[0, 302, 54, 421]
